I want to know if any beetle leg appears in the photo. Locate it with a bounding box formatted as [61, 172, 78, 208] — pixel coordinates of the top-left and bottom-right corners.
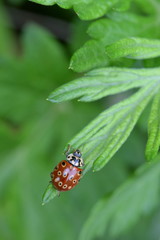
[50, 172, 54, 179]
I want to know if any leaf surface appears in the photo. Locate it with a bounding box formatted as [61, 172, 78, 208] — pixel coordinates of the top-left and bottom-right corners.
[30, 0, 129, 20]
[79, 158, 160, 240]
[42, 184, 59, 205]
[106, 37, 160, 60]
[70, 13, 159, 72]
[0, 24, 69, 123]
[64, 81, 160, 172]
[145, 91, 160, 160]
[69, 40, 109, 73]
[48, 67, 160, 103]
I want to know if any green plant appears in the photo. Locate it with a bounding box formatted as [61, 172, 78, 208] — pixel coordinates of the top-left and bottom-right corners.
[1, 0, 160, 239]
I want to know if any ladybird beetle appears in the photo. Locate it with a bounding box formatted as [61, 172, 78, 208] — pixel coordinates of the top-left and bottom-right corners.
[50, 146, 84, 193]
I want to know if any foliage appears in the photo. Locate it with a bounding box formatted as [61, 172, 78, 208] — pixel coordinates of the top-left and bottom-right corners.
[48, 76, 160, 173]
[79, 158, 160, 239]
[1, 0, 160, 240]
[42, 184, 59, 205]
[70, 12, 160, 72]
[106, 37, 160, 60]
[29, 0, 131, 20]
[48, 67, 160, 102]
[146, 92, 160, 160]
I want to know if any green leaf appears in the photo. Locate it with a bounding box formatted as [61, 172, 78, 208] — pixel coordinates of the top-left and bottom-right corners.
[48, 67, 160, 103]
[0, 24, 70, 123]
[70, 12, 159, 72]
[42, 184, 59, 205]
[73, 0, 116, 21]
[106, 37, 160, 60]
[88, 13, 157, 44]
[22, 24, 69, 85]
[113, 0, 131, 11]
[145, 92, 160, 161]
[30, 0, 72, 8]
[65, 81, 160, 172]
[79, 158, 160, 240]
[30, 0, 130, 20]
[69, 40, 109, 73]
[134, 0, 158, 14]
[29, 0, 57, 5]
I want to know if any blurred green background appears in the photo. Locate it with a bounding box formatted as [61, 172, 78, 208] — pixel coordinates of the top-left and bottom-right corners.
[0, 1, 160, 240]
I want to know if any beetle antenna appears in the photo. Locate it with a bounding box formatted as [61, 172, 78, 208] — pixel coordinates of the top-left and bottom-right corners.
[64, 144, 71, 156]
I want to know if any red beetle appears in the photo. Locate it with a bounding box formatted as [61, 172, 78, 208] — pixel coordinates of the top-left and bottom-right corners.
[50, 147, 84, 193]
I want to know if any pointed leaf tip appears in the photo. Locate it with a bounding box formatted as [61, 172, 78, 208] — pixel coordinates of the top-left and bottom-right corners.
[47, 97, 59, 103]
[42, 183, 59, 205]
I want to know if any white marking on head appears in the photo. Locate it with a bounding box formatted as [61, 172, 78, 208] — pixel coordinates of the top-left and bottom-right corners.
[67, 154, 74, 160]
